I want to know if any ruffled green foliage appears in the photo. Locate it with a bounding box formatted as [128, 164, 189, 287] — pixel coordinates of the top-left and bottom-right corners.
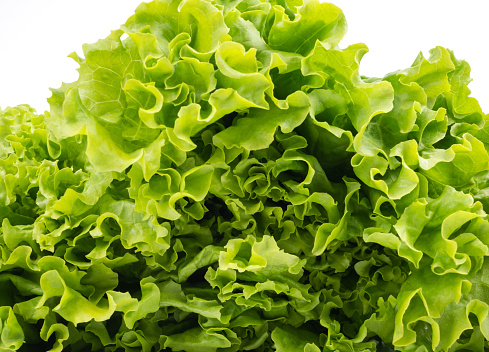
[2, 0, 489, 351]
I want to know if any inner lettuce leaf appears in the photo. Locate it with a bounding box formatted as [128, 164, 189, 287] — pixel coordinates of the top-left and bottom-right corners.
[2, 0, 489, 351]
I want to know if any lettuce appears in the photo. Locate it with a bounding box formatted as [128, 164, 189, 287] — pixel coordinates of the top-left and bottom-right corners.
[1, 0, 489, 351]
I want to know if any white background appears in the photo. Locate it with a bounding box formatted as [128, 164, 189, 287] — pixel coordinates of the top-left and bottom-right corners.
[0, 0, 487, 113]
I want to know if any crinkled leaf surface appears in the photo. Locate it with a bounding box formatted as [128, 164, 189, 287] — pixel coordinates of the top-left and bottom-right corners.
[2, 0, 489, 351]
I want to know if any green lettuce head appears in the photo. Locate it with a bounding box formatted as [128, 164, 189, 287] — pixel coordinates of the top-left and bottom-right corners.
[1, 0, 489, 351]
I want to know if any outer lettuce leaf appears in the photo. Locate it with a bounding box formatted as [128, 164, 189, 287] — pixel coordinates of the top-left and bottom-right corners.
[0, 306, 24, 351]
[123, 0, 229, 56]
[213, 91, 310, 150]
[266, 0, 347, 55]
[271, 326, 320, 352]
[160, 327, 234, 352]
